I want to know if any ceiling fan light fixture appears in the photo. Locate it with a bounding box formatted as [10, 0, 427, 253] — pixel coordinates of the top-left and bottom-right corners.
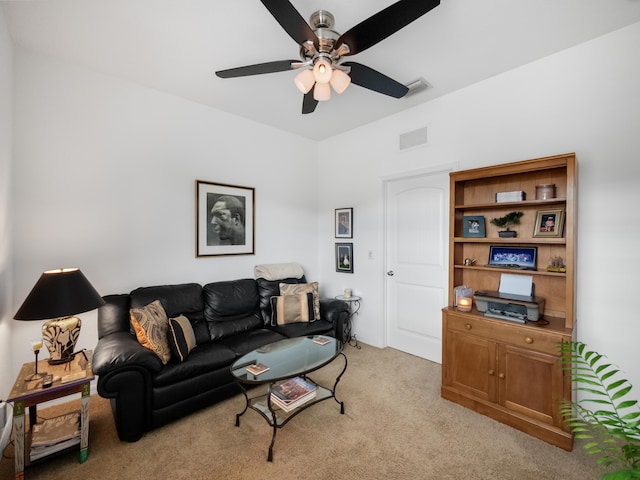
[294, 69, 315, 94]
[313, 58, 332, 84]
[330, 69, 351, 94]
[313, 82, 331, 101]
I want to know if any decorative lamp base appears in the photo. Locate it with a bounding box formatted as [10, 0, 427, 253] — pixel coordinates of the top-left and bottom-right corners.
[42, 316, 81, 365]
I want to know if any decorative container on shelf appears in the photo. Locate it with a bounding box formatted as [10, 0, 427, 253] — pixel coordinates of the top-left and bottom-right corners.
[498, 231, 517, 238]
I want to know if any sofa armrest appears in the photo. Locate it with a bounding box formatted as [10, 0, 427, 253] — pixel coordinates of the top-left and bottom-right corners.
[93, 331, 163, 376]
[320, 298, 349, 342]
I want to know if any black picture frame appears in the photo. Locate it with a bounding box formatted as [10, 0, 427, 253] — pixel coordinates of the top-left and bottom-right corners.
[335, 243, 353, 273]
[463, 215, 486, 238]
[196, 180, 255, 257]
[335, 208, 353, 238]
[488, 245, 538, 270]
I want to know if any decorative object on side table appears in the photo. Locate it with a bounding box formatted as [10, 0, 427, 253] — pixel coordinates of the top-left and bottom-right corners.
[335, 207, 353, 238]
[14, 268, 105, 365]
[490, 211, 523, 238]
[195, 180, 255, 257]
[560, 341, 640, 479]
[335, 243, 353, 273]
[26, 339, 46, 381]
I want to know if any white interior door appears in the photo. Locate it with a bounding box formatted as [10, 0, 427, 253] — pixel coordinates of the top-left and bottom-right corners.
[385, 170, 449, 363]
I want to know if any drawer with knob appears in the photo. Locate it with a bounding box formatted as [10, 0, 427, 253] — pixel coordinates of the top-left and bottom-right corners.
[445, 312, 568, 356]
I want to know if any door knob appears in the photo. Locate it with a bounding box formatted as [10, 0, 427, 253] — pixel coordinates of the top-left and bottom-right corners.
[387, 271, 394, 276]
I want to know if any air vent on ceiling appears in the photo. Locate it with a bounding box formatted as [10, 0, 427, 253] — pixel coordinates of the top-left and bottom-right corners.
[404, 78, 432, 98]
[399, 126, 429, 151]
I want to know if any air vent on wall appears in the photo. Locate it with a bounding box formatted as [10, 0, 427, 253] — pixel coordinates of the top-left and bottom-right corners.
[399, 126, 429, 151]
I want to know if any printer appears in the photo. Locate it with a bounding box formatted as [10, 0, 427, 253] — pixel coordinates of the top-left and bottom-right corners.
[473, 274, 545, 323]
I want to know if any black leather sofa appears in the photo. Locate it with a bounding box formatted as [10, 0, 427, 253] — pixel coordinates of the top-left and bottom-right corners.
[92, 277, 349, 442]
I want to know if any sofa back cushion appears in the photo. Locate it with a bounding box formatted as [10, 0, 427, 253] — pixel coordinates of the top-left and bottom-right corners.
[203, 279, 262, 341]
[256, 276, 307, 326]
[98, 294, 131, 338]
[129, 283, 209, 345]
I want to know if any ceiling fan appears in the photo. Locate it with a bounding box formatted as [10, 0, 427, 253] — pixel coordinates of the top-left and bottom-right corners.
[215, 0, 440, 114]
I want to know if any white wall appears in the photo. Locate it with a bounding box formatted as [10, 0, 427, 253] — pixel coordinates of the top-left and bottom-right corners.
[318, 22, 640, 395]
[0, 6, 13, 399]
[9, 48, 321, 386]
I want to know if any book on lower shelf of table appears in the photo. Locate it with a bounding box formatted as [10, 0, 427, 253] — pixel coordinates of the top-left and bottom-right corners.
[30, 411, 81, 461]
[270, 376, 317, 412]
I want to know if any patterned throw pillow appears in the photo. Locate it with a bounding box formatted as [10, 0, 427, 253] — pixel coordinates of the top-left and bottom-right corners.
[270, 293, 315, 325]
[279, 282, 320, 321]
[130, 300, 171, 364]
[167, 315, 197, 362]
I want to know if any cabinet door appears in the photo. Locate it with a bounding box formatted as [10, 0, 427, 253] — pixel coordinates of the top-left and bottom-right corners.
[444, 330, 497, 402]
[498, 344, 565, 427]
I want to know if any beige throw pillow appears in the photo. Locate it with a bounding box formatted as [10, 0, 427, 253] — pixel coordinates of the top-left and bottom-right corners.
[279, 282, 320, 321]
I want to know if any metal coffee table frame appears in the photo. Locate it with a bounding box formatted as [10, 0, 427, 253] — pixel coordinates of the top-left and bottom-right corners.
[231, 336, 347, 461]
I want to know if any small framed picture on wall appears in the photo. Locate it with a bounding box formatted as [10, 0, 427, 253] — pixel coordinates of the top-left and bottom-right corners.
[335, 243, 354, 273]
[335, 208, 353, 238]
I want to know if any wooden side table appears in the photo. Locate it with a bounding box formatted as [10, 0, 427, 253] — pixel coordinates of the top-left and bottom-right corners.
[334, 295, 361, 348]
[7, 350, 94, 480]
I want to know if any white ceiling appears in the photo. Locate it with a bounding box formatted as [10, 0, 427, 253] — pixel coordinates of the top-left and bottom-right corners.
[4, 0, 640, 141]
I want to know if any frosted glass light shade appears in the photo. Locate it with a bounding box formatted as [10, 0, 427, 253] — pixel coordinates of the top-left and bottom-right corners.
[330, 69, 351, 94]
[313, 82, 331, 101]
[313, 58, 332, 84]
[294, 69, 315, 94]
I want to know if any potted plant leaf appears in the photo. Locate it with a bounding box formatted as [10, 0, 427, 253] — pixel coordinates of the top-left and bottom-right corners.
[560, 341, 640, 479]
[490, 211, 523, 237]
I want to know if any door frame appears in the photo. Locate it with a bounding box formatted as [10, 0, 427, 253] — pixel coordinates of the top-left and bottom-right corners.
[378, 162, 457, 349]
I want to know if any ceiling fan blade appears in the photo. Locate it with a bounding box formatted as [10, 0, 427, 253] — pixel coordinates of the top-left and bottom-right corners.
[335, 0, 440, 56]
[302, 91, 318, 114]
[215, 60, 299, 78]
[260, 0, 319, 48]
[343, 62, 409, 98]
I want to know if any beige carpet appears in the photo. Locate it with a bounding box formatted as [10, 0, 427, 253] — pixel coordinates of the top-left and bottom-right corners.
[1, 343, 602, 480]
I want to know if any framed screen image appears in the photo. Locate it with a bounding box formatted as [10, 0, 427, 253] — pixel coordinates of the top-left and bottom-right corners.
[488, 245, 537, 270]
[463, 215, 486, 238]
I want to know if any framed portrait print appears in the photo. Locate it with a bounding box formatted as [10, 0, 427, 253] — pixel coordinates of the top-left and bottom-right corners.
[533, 208, 565, 238]
[196, 180, 255, 256]
[335, 243, 353, 273]
[335, 208, 353, 238]
[463, 215, 486, 238]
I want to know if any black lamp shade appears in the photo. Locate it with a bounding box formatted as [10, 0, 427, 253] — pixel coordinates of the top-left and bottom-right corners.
[14, 268, 105, 320]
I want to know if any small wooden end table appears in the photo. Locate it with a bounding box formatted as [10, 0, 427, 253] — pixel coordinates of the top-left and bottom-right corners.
[7, 350, 94, 480]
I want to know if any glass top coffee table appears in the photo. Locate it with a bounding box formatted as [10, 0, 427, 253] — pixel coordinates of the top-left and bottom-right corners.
[231, 336, 347, 461]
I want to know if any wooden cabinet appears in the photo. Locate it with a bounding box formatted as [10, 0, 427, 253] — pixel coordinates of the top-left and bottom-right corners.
[441, 153, 576, 451]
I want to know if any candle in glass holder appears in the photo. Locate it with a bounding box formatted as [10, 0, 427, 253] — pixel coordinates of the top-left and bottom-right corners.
[344, 288, 352, 299]
[31, 339, 43, 352]
[457, 297, 472, 312]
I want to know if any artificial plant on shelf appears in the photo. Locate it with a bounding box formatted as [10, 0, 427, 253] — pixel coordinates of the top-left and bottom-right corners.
[560, 341, 640, 479]
[490, 211, 523, 237]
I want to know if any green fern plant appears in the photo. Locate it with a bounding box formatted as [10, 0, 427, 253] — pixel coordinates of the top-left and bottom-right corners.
[560, 341, 640, 479]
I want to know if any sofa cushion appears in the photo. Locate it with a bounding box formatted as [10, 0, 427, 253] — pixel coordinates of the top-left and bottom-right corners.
[256, 276, 307, 326]
[152, 343, 237, 387]
[130, 300, 172, 365]
[270, 293, 315, 326]
[218, 329, 287, 357]
[203, 279, 263, 341]
[168, 315, 197, 362]
[270, 319, 334, 339]
[279, 281, 320, 321]
[130, 283, 209, 345]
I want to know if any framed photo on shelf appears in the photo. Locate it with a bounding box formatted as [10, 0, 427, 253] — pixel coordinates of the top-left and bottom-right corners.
[335, 243, 353, 273]
[335, 208, 353, 238]
[533, 208, 565, 238]
[463, 215, 486, 238]
[196, 180, 255, 257]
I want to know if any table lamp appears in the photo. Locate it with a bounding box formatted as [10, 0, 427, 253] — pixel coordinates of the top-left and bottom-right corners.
[14, 268, 105, 365]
